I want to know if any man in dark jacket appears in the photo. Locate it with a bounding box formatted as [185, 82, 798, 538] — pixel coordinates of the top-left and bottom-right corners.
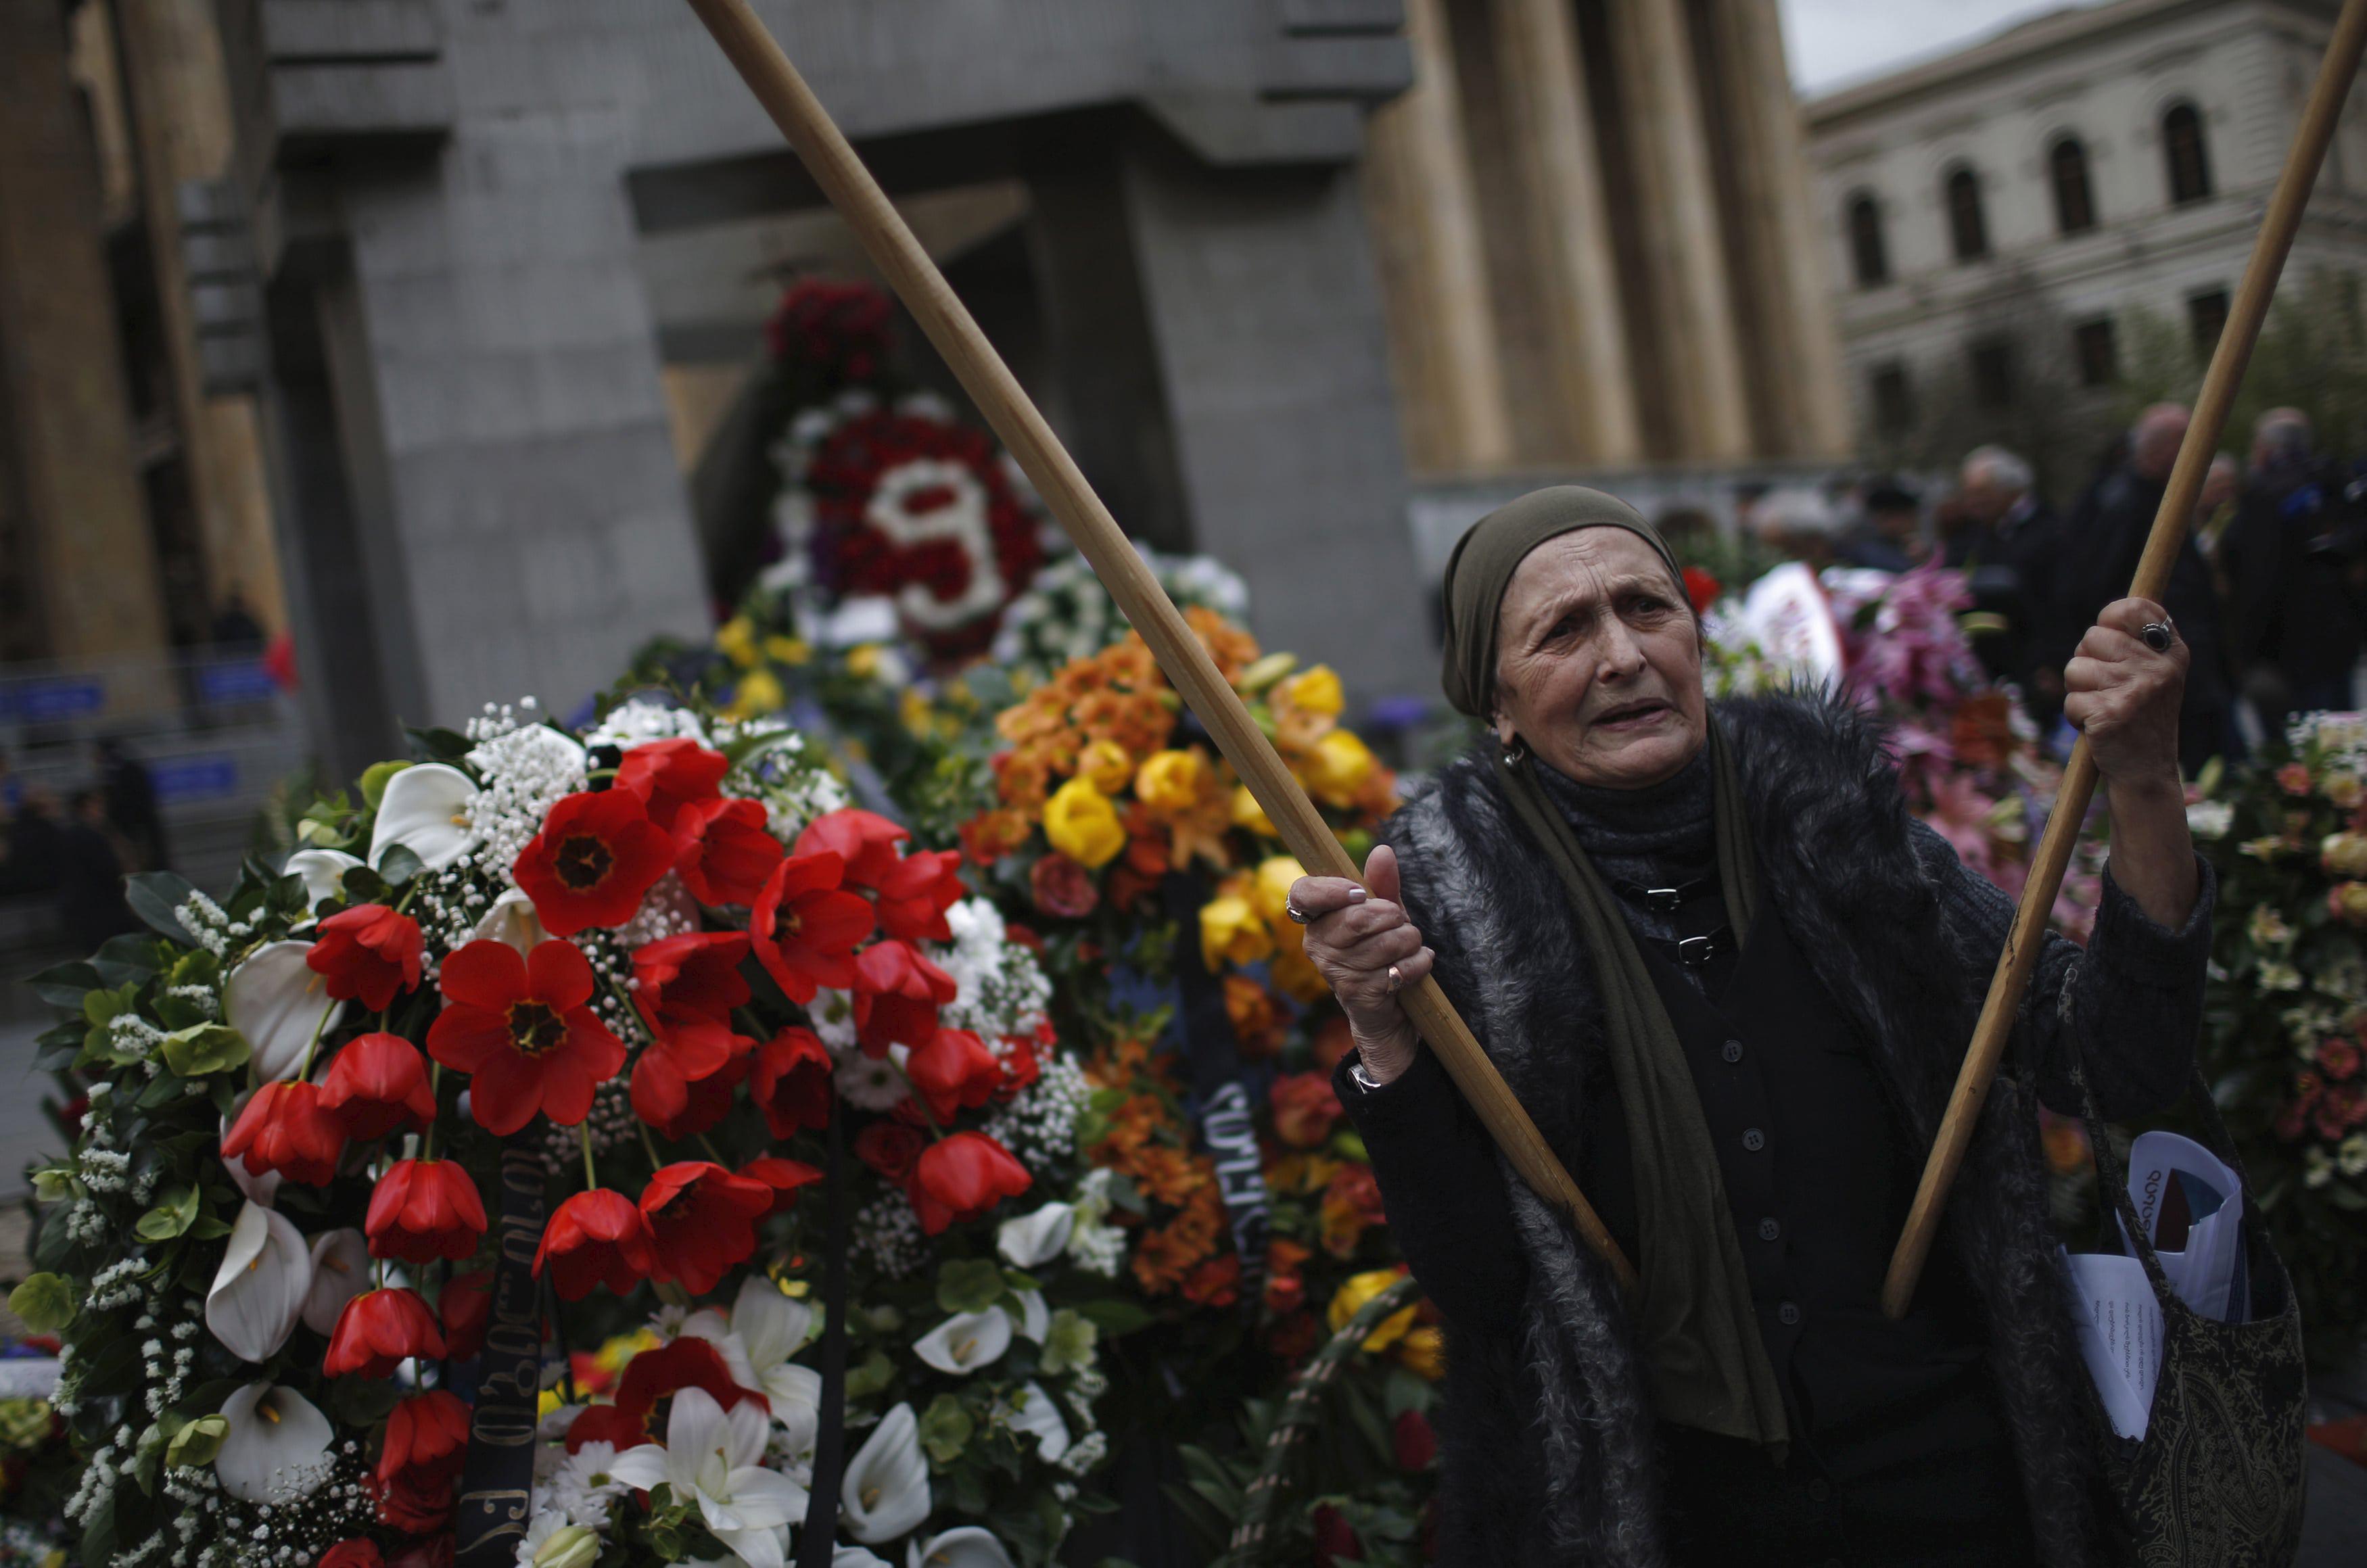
[2220, 408, 2364, 726]
[2062, 404, 2235, 771]
[1947, 446, 2064, 717]
[1290, 488, 2211, 1566]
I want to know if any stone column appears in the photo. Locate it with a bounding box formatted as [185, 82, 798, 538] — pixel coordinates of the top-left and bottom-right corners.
[1490, 0, 1641, 467]
[1701, 0, 1851, 458]
[1359, 0, 1514, 474]
[1606, 0, 1754, 462]
[110, 0, 289, 629]
[0, 0, 172, 665]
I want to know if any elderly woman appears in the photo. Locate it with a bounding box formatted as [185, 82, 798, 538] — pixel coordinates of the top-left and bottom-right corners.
[1292, 488, 2210, 1567]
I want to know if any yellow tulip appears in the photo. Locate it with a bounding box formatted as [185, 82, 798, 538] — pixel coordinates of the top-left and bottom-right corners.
[716, 615, 759, 668]
[1301, 729, 1377, 808]
[1044, 776, 1127, 869]
[1252, 856, 1306, 924]
[1135, 749, 1206, 815]
[899, 689, 935, 736]
[1198, 894, 1273, 972]
[846, 644, 882, 680]
[1079, 739, 1135, 796]
[1282, 665, 1344, 717]
[728, 668, 786, 719]
[1232, 784, 1275, 836]
[762, 633, 811, 666]
[1397, 1324, 1445, 1380]
[1326, 1268, 1417, 1352]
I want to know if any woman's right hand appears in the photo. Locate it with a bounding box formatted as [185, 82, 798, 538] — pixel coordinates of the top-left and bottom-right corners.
[1292, 844, 1432, 1085]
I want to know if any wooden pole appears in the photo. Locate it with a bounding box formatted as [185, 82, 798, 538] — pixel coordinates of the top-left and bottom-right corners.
[1882, 0, 2367, 1320]
[680, 0, 1638, 1292]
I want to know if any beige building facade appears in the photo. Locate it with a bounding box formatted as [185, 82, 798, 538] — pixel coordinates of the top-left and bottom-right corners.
[1363, 0, 1854, 479]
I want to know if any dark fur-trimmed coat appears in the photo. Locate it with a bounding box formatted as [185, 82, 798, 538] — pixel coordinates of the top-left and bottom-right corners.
[1376, 692, 2203, 1567]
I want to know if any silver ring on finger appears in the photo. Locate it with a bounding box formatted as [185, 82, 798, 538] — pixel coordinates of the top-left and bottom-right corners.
[1284, 900, 1309, 924]
[1387, 963, 1404, 992]
[2140, 619, 2176, 652]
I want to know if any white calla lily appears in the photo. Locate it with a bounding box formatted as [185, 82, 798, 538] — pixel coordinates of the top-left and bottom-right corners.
[206, 1202, 312, 1362]
[841, 1402, 932, 1544]
[912, 1308, 1012, 1377]
[607, 1387, 805, 1568]
[283, 849, 363, 913]
[368, 762, 479, 872]
[225, 941, 344, 1082]
[834, 1552, 893, 1568]
[1008, 1288, 1050, 1344]
[301, 1227, 371, 1335]
[907, 1528, 1016, 1568]
[995, 1202, 1074, 1269]
[1007, 1381, 1071, 1463]
[470, 886, 551, 956]
[215, 1381, 333, 1502]
[220, 1114, 281, 1207]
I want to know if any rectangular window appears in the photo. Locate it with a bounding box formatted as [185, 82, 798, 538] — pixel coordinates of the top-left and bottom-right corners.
[2073, 318, 2119, 387]
[1869, 362, 1913, 437]
[1969, 337, 2015, 410]
[2188, 288, 2230, 358]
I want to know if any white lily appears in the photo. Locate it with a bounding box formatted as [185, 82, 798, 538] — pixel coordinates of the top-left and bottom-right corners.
[283, 849, 363, 913]
[215, 1381, 333, 1502]
[908, 1529, 1016, 1568]
[471, 886, 552, 956]
[607, 1387, 805, 1568]
[912, 1308, 1011, 1377]
[686, 1276, 826, 1458]
[995, 1202, 1074, 1269]
[1007, 1382, 1069, 1463]
[225, 942, 344, 1082]
[841, 1402, 931, 1544]
[301, 1227, 371, 1335]
[369, 761, 479, 872]
[206, 1202, 312, 1362]
[1008, 1289, 1050, 1344]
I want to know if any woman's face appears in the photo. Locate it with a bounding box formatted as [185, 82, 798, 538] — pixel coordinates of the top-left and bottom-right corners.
[1492, 529, 1708, 790]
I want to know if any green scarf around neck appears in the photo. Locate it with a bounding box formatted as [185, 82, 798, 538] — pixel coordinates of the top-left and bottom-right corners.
[1491, 719, 1790, 1453]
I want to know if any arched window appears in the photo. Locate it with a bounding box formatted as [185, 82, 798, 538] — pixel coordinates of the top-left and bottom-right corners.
[1846, 192, 1889, 287]
[2050, 136, 2096, 234]
[1945, 165, 1989, 261]
[2164, 102, 2213, 204]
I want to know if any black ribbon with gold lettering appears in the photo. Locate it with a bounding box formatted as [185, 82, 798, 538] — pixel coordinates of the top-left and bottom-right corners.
[454, 1142, 548, 1567]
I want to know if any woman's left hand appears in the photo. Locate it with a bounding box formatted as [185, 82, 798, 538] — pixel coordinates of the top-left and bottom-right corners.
[2063, 597, 2188, 788]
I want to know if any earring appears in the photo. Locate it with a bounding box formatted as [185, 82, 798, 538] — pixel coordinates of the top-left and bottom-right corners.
[1501, 735, 1528, 766]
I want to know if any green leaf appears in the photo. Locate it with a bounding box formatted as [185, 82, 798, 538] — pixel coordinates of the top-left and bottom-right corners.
[8, 1273, 74, 1333]
[936, 1257, 1007, 1315]
[359, 759, 411, 811]
[843, 1349, 895, 1400]
[377, 843, 425, 887]
[405, 726, 473, 763]
[92, 932, 162, 984]
[26, 960, 103, 1011]
[917, 1392, 974, 1464]
[135, 1185, 202, 1243]
[80, 984, 143, 1065]
[164, 1415, 228, 1469]
[124, 872, 201, 943]
[1076, 1299, 1153, 1337]
[160, 1024, 250, 1078]
[329, 1376, 402, 1427]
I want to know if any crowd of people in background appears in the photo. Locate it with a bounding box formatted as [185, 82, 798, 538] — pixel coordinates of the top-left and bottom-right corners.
[0, 741, 169, 952]
[1743, 404, 2367, 776]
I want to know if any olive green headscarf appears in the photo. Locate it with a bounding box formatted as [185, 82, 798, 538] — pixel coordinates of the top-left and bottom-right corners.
[1438, 485, 1687, 718]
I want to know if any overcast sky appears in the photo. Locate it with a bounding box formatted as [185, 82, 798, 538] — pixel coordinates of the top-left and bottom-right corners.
[1776, 0, 2107, 95]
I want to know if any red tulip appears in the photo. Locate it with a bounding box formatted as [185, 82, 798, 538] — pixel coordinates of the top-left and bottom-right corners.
[852, 940, 957, 1055]
[672, 796, 784, 908]
[906, 1028, 1001, 1122]
[1312, 1504, 1362, 1568]
[1392, 1408, 1437, 1471]
[740, 1155, 824, 1216]
[366, 1160, 488, 1264]
[377, 1389, 471, 1489]
[387, 1537, 454, 1568]
[221, 1080, 345, 1186]
[319, 1032, 437, 1139]
[855, 1121, 926, 1183]
[639, 1162, 773, 1295]
[308, 904, 425, 1012]
[908, 1131, 1031, 1235]
[793, 807, 909, 888]
[425, 939, 625, 1136]
[748, 852, 873, 1004]
[511, 788, 674, 936]
[533, 1189, 656, 1302]
[874, 847, 964, 943]
[632, 932, 752, 1078]
[376, 1467, 453, 1535]
[750, 1027, 834, 1138]
[565, 1333, 757, 1452]
[439, 1270, 491, 1360]
[318, 1543, 385, 1568]
[324, 1287, 444, 1379]
[630, 1047, 747, 1141]
[616, 737, 729, 832]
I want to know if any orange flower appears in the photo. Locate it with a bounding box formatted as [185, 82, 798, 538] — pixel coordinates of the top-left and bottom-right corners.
[1225, 974, 1284, 1058]
[1115, 693, 1177, 759]
[1950, 691, 2016, 771]
[1186, 607, 1261, 681]
[1133, 1144, 1214, 1207]
[1320, 1162, 1386, 1258]
[1100, 637, 1163, 692]
[1265, 1237, 1314, 1313]
[1271, 1070, 1344, 1149]
[960, 807, 1033, 865]
[1182, 1254, 1242, 1308]
[1310, 1015, 1356, 1071]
